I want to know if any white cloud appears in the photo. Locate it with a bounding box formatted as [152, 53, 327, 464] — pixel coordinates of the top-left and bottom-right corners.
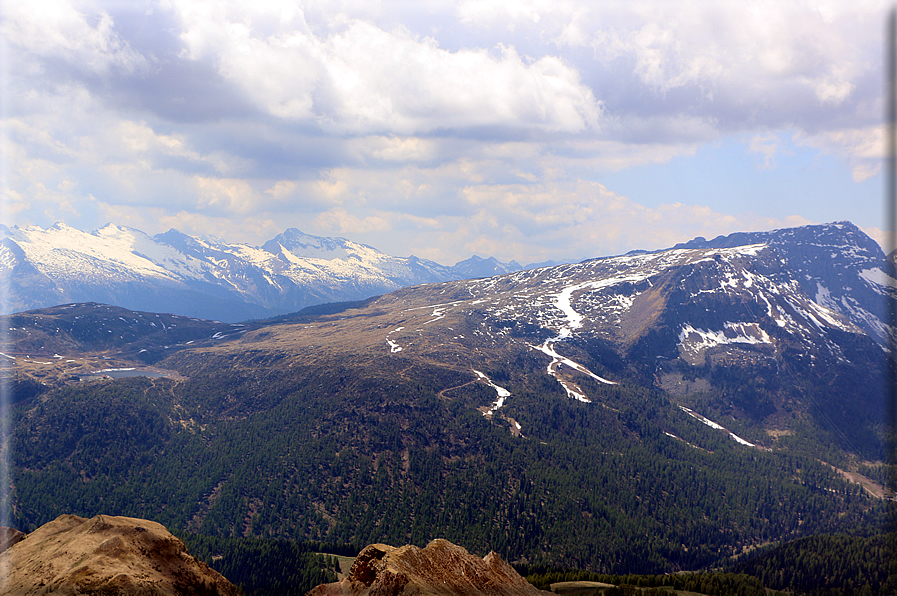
[167, 1, 603, 134]
[1, 188, 31, 219]
[747, 133, 780, 170]
[459, 1, 877, 116]
[265, 180, 299, 200]
[1, 0, 884, 265]
[862, 225, 888, 252]
[794, 125, 882, 182]
[436, 179, 813, 262]
[193, 176, 259, 214]
[94, 177, 815, 265]
[313, 208, 391, 235]
[2, 0, 148, 76]
[348, 136, 440, 163]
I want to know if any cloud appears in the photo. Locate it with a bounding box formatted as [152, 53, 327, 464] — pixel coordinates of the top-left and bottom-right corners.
[794, 125, 882, 182]
[436, 179, 814, 263]
[1, 0, 884, 266]
[193, 176, 259, 214]
[2, 0, 148, 76]
[861, 225, 889, 252]
[166, 0, 603, 134]
[747, 133, 780, 170]
[313, 207, 391, 235]
[264, 180, 298, 200]
[459, 1, 878, 130]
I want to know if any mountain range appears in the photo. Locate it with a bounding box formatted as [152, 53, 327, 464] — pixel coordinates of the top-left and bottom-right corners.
[4, 220, 893, 576]
[0, 223, 541, 322]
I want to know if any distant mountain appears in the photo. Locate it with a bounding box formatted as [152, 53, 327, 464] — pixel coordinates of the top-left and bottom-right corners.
[0, 223, 543, 322]
[6, 220, 891, 576]
[451, 255, 523, 278]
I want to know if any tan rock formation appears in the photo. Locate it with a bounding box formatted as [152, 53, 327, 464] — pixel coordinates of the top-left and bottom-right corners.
[0, 526, 26, 553]
[0, 513, 239, 595]
[307, 538, 552, 596]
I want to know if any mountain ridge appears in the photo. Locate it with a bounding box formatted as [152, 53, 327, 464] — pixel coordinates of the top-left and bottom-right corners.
[4, 219, 891, 574]
[0, 222, 559, 322]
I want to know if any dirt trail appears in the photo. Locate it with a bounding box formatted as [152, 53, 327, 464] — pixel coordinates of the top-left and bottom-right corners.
[437, 378, 479, 398]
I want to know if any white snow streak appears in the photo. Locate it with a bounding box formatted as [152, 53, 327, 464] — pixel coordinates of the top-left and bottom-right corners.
[386, 326, 405, 353]
[677, 322, 771, 353]
[678, 406, 755, 447]
[859, 267, 897, 291]
[521, 281, 620, 401]
[473, 369, 511, 413]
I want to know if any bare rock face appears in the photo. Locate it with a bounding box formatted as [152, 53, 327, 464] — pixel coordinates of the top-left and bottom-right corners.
[0, 514, 239, 595]
[307, 538, 551, 596]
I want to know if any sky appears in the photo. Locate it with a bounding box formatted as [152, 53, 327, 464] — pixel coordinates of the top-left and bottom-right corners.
[0, 0, 889, 266]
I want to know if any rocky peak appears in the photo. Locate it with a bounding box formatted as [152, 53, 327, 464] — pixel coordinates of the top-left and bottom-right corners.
[307, 539, 550, 596]
[0, 514, 239, 595]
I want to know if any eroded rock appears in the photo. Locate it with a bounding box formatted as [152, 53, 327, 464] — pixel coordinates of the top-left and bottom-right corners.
[307, 538, 551, 596]
[0, 513, 239, 595]
[0, 526, 25, 553]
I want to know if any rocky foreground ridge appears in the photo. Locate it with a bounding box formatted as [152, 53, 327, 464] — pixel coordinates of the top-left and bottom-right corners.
[0, 514, 239, 595]
[308, 539, 552, 596]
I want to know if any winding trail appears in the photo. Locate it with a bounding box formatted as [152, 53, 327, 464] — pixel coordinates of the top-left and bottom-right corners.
[436, 378, 479, 399]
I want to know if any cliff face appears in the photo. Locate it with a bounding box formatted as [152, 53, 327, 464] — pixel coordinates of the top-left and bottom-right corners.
[307, 538, 551, 596]
[0, 514, 239, 595]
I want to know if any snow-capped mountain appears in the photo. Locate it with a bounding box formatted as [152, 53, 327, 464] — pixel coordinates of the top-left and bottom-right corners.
[666, 221, 893, 346]
[0, 223, 525, 321]
[354, 220, 889, 456]
[376, 220, 891, 361]
[7, 220, 891, 569]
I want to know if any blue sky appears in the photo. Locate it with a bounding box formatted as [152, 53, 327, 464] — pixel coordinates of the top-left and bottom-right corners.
[0, 0, 887, 265]
[600, 134, 882, 231]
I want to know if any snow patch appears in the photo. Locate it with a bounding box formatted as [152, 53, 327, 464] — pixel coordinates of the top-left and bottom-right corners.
[424, 307, 447, 324]
[678, 406, 756, 447]
[859, 267, 897, 291]
[386, 326, 406, 353]
[473, 370, 512, 412]
[533, 341, 617, 386]
[678, 322, 771, 354]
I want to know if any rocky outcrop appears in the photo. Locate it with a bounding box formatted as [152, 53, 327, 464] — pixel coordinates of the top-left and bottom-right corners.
[0, 526, 26, 553]
[0, 514, 239, 595]
[307, 538, 551, 596]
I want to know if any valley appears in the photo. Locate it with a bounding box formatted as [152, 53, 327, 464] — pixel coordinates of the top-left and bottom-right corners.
[2, 221, 893, 586]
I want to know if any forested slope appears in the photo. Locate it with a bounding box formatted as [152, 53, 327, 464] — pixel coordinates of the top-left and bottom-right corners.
[11, 353, 882, 573]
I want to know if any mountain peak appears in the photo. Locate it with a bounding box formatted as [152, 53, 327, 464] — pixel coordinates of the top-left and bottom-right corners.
[452, 255, 523, 278]
[262, 228, 358, 260]
[308, 539, 550, 596]
[2, 514, 239, 595]
[670, 220, 879, 255]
